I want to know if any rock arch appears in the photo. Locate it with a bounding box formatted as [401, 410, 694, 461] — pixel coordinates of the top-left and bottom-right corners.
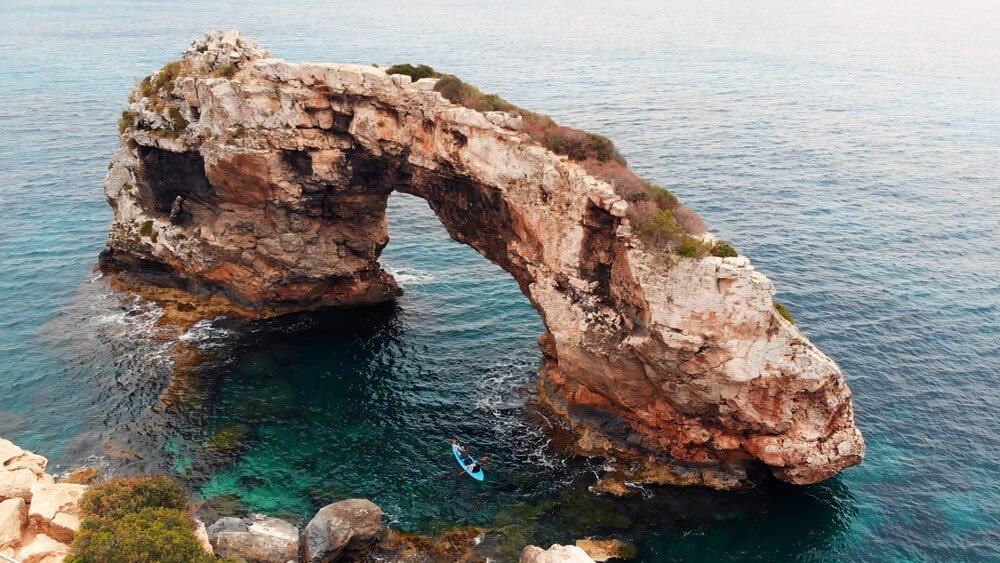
[101, 31, 864, 487]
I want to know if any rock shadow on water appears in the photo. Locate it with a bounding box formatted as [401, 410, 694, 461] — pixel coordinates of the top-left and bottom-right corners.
[482, 475, 859, 562]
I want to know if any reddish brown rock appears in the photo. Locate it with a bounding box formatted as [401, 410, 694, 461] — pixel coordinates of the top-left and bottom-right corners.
[100, 30, 864, 487]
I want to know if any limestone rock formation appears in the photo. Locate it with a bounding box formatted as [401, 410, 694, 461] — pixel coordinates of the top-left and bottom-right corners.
[207, 514, 299, 563]
[0, 437, 85, 562]
[303, 499, 383, 562]
[521, 544, 596, 563]
[574, 538, 633, 561]
[100, 30, 864, 486]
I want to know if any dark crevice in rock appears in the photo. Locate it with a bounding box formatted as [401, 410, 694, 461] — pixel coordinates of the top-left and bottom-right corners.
[136, 146, 216, 212]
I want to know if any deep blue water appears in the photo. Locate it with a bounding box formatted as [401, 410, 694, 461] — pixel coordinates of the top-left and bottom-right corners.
[1, 1, 999, 560]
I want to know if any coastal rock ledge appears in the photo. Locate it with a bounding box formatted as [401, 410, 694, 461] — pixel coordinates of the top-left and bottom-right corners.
[100, 31, 864, 486]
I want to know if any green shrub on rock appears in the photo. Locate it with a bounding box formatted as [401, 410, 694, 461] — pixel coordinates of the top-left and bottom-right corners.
[710, 240, 738, 258]
[774, 301, 795, 324]
[118, 110, 137, 135]
[385, 63, 440, 81]
[68, 476, 230, 563]
[636, 208, 683, 241]
[676, 237, 709, 258]
[78, 475, 187, 520]
[68, 507, 215, 563]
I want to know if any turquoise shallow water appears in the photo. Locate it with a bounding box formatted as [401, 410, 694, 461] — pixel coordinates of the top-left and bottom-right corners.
[1, 1, 999, 560]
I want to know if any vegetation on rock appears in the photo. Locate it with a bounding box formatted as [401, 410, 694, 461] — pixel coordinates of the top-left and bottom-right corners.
[385, 63, 722, 256]
[774, 300, 795, 324]
[69, 476, 226, 563]
[78, 476, 187, 520]
[118, 109, 137, 135]
[710, 240, 738, 258]
[215, 62, 236, 78]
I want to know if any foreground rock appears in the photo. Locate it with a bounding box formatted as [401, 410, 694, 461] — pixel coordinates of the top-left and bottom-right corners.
[304, 499, 382, 562]
[0, 437, 85, 562]
[521, 544, 596, 563]
[101, 30, 863, 486]
[575, 538, 632, 561]
[27, 483, 87, 544]
[207, 514, 299, 563]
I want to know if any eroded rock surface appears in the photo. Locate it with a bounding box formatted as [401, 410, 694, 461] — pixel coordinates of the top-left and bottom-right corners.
[0, 437, 84, 562]
[304, 499, 383, 562]
[207, 514, 299, 563]
[101, 30, 864, 486]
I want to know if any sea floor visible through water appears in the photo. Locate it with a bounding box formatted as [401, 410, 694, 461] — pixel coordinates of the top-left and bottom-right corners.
[1, 1, 998, 561]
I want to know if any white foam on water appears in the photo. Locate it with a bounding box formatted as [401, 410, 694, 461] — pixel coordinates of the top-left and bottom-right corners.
[386, 267, 436, 286]
[180, 318, 235, 349]
[475, 359, 568, 472]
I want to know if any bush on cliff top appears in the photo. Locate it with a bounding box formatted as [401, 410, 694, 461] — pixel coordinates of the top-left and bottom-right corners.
[385, 63, 439, 81]
[139, 60, 183, 100]
[68, 476, 227, 563]
[385, 64, 623, 164]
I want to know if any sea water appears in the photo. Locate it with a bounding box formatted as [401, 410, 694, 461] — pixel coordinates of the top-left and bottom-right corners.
[1, 1, 998, 560]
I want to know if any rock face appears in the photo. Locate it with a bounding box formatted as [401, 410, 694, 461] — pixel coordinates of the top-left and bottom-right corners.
[101, 30, 864, 486]
[207, 514, 299, 563]
[303, 499, 382, 562]
[0, 437, 85, 562]
[27, 483, 86, 544]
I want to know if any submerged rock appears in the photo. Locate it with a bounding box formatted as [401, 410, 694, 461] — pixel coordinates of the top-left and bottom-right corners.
[304, 499, 382, 562]
[101, 30, 864, 487]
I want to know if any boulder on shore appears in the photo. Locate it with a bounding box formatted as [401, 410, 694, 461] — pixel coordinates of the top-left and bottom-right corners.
[304, 499, 383, 562]
[575, 538, 633, 561]
[207, 514, 299, 563]
[521, 543, 596, 563]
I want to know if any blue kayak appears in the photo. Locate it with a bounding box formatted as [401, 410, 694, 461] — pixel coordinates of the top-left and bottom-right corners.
[452, 443, 485, 481]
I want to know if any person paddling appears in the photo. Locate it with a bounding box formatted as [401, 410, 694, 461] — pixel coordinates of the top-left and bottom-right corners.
[452, 438, 488, 477]
[458, 454, 489, 476]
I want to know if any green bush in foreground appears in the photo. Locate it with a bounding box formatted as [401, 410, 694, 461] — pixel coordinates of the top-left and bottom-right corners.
[138, 220, 154, 238]
[68, 507, 215, 563]
[69, 476, 233, 563]
[78, 475, 187, 520]
[774, 301, 795, 324]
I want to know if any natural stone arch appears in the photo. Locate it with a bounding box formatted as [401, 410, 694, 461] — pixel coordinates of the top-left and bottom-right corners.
[101, 31, 864, 488]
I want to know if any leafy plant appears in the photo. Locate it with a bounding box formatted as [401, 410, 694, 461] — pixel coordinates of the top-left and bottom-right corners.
[78, 476, 187, 520]
[710, 241, 738, 258]
[385, 63, 440, 81]
[676, 237, 709, 258]
[139, 220, 154, 238]
[118, 110, 137, 135]
[774, 301, 795, 324]
[635, 208, 683, 241]
[69, 476, 228, 563]
[216, 62, 236, 78]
